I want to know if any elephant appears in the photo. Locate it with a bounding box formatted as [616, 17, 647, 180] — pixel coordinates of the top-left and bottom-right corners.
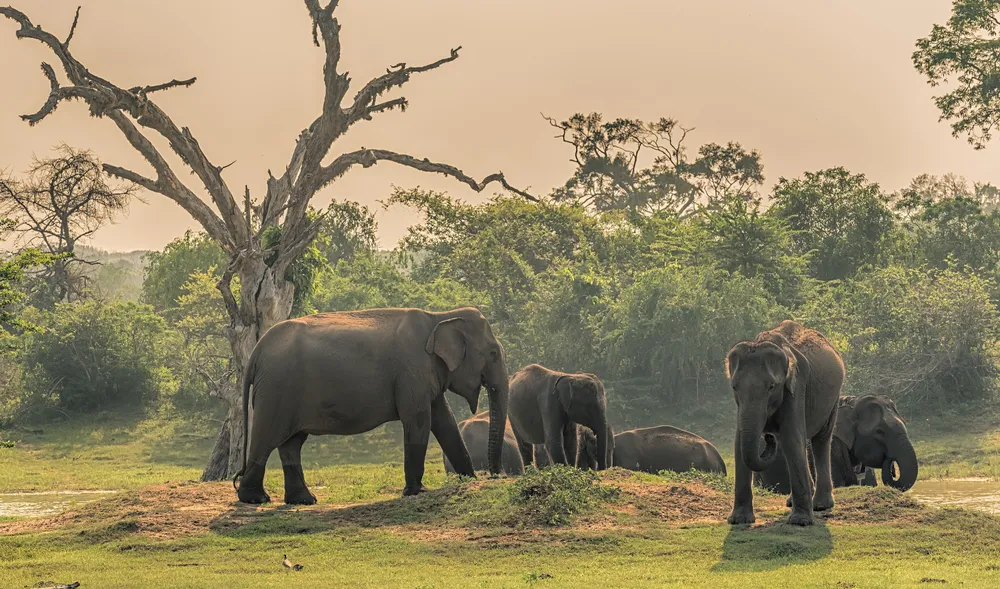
[725, 320, 844, 526]
[755, 395, 917, 493]
[233, 307, 509, 504]
[572, 424, 616, 470]
[508, 364, 614, 470]
[443, 411, 524, 476]
[610, 425, 727, 475]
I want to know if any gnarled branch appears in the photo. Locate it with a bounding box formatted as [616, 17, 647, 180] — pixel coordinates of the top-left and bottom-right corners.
[320, 148, 538, 202]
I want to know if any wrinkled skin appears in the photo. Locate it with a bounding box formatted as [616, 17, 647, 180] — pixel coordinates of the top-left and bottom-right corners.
[755, 395, 917, 493]
[609, 425, 726, 475]
[443, 411, 524, 476]
[508, 364, 614, 470]
[234, 307, 509, 504]
[726, 320, 843, 526]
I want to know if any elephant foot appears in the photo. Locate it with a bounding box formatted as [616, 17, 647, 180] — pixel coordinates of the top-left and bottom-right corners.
[787, 508, 814, 526]
[727, 506, 756, 525]
[402, 484, 427, 497]
[237, 486, 271, 505]
[813, 493, 834, 512]
[284, 488, 317, 505]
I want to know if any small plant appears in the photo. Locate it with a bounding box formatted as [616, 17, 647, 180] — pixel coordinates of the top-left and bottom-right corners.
[0, 439, 14, 449]
[524, 571, 554, 584]
[657, 468, 733, 494]
[508, 465, 620, 526]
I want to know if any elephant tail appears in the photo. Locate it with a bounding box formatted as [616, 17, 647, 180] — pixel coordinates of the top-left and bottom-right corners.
[232, 357, 256, 492]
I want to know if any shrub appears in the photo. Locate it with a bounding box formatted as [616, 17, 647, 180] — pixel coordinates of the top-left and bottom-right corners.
[507, 465, 620, 526]
[17, 301, 174, 416]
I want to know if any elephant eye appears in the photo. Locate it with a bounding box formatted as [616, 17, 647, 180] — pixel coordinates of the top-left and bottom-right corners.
[767, 383, 775, 391]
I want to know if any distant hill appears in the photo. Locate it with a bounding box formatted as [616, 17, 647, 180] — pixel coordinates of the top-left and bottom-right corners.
[75, 245, 151, 303]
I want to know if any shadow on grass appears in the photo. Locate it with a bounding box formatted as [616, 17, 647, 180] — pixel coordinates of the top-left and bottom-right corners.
[711, 517, 833, 573]
[209, 485, 463, 537]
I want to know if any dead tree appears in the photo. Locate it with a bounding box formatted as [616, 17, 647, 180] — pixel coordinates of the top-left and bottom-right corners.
[1, 3, 534, 480]
[0, 144, 134, 306]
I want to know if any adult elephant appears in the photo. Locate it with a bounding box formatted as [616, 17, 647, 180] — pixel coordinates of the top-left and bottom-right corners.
[233, 307, 509, 504]
[755, 395, 917, 493]
[443, 411, 524, 476]
[508, 364, 613, 470]
[726, 320, 844, 526]
[610, 425, 727, 475]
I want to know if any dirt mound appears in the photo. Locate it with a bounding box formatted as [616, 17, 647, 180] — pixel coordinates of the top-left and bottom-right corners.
[0, 476, 944, 542]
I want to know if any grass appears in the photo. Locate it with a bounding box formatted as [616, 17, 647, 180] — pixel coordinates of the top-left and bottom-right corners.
[3, 410, 1000, 587]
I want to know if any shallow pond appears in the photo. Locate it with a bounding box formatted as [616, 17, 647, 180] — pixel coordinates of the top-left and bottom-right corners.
[908, 478, 1000, 514]
[0, 490, 117, 518]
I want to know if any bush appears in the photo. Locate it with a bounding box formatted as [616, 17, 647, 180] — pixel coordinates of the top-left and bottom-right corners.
[507, 465, 620, 526]
[601, 264, 783, 406]
[16, 301, 174, 417]
[800, 265, 1000, 407]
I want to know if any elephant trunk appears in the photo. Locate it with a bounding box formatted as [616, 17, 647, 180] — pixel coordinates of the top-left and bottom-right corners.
[882, 432, 918, 491]
[739, 409, 778, 472]
[486, 372, 509, 476]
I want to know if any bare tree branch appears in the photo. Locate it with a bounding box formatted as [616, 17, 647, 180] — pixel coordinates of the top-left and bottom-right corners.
[319, 148, 538, 202]
[63, 6, 80, 49]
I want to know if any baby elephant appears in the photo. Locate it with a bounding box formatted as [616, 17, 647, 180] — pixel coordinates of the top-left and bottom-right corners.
[611, 425, 727, 475]
[508, 364, 614, 470]
[443, 411, 524, 476]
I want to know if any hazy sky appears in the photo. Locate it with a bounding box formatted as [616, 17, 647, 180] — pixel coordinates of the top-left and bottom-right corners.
[0, 1, 991, 252]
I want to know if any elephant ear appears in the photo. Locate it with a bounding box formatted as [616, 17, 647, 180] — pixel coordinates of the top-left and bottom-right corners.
[834, 401, 858, 449]
[425, 317, 466, 372]
[555, 375, 575, 412]
[782, 344, 809, 400]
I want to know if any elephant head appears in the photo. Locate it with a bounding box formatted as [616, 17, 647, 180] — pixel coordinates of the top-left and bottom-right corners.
[577, 424, 615, 470]
[726, 335, 808, 472]
[425, 309, 509, 475]
[836, 395, 917, 491]
[554, 373, 612, 470]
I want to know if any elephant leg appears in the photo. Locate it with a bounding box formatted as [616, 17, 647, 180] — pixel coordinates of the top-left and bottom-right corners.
[401, 409, 432, 496]
[430, 394, 475, 477]
[780, 432, 814, 526]
[810, 410, 837, 512]
[542, 405, 569, 465]
[563, 423, 579, 468]
[728, 429, 755, 525]
[236, 428, 274, 505]
[279, 432, 315, 505]
[512, 429, 534, 468]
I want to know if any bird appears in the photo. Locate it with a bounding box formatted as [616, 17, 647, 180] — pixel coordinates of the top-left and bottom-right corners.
[283, 554, 304, 571]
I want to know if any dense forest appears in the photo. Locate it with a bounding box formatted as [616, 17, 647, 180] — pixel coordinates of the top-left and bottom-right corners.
[2, 116, 999, 437]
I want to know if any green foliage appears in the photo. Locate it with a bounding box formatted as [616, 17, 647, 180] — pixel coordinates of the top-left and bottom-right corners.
[548, 113, 764, 215]
[601, 264, 782, 404]
[141, 231, 226, 312]
[657, 468, 733, 494]
[16, 301, 173, 416]
[314, 200, 379, 265]
[914, 0, 1000, 149]
[770, 168, 896, 281]
[506, 465, 620, 526]
[0, 246, 53, 347]
[801, 265, 1000, 406]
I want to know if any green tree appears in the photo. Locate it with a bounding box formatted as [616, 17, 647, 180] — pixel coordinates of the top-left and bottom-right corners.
[914, 0, 1000, 149]
[547, 113, 764, 216]
[142, 231, 226, 312]
[769, 168, 895, 281]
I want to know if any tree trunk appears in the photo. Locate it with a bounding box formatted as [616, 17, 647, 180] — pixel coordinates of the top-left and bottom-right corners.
[201, 257, 294, 481]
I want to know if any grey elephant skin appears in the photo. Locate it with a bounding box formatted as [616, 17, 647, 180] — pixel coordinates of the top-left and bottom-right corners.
[611, 425, 727, 475]
[233, 307, 509, 504]
[726, 320, 844, 526]
[567, 424, 616, 470]
[443, 411, 524, 475]
[755, 395, 917, 493]
[508, 364, 614, 470]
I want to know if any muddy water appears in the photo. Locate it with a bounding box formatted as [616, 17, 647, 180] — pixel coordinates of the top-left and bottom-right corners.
[0, 490, 117, 518]
[908, 478, 1000, 514]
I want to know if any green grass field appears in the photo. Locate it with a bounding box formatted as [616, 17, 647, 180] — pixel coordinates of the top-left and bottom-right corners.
[1, 412, 999, 588]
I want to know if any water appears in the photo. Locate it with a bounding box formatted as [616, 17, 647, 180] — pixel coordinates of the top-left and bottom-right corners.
[0, 490, 117, 518]
[908, 478, 1000, 514]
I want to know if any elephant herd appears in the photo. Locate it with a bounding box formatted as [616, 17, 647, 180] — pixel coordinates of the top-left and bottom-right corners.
[233, 307, 918, 527]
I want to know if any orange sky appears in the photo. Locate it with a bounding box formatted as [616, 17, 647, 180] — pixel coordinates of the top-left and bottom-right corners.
[0, 0, 992, 252]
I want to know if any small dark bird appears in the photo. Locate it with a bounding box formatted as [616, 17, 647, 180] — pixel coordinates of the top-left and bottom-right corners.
[283, 554, 304, 571]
